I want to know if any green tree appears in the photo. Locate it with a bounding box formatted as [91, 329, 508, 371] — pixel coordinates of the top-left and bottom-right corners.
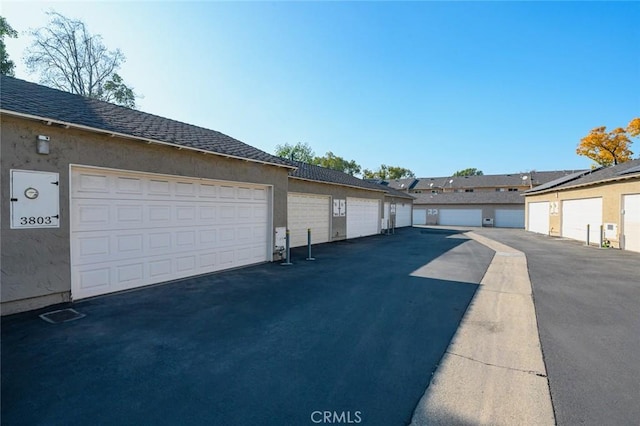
[25, 11, 136, 108]
[275, 142, 315, 162]
[453, 168, 484, 176]
[0, 16, 18, 76]
[313, 151, 361, 176]
[363, 165, 415, 180]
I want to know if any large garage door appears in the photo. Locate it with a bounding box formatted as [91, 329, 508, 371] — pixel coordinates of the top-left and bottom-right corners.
[347, 197, 380, 239]
[528, 202, 549, 234]
[495, 209, 525, 228]
[71, 167, 270, 300]
[622, 194, 640, 253]
[396, 203, 412, 227]
[562, 198, 602, 243]
[439, 209, 482, 226]
[413, 209, 427, 225]
[288, 193, 330, 248]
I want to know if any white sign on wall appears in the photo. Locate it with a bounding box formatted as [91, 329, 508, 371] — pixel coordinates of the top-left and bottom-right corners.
[333, 199, 346, 217]
[10, 170, 60, 229]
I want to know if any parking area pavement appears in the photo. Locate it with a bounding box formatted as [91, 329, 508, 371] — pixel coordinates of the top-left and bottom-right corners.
[1, 228, 494, 426]
[472, 228, 640, 426]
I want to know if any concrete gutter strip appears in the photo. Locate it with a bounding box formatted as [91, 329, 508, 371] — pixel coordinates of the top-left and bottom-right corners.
[410, 232, 555, 426]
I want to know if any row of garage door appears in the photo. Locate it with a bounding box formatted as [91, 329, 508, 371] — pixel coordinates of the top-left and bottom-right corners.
[288, 193, 411, 248]
[412, 209, 525, 228]
[527, 195, 640, 252]
[71, 167, 410, 300]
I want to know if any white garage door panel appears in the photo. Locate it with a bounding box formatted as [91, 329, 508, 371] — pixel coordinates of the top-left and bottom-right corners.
[439, 209, 482, 226]
[562, 198, 602, 243]
[413, 209, 427, 225]
[396, 204, 412, 227]
[288, 193, 330, 248]
[495, 209, 525, 228]
[347, 197, 380, 239]
[383, 202, 391, 230]
[71, 167, 270, 299]
[622, 194, 640, 253]
[528, 202, 549, 234]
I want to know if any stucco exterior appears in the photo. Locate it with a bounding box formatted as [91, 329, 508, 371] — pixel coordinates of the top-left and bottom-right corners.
[414, 204, 523, 226]
[1, 114, 290, 314]
[287, 178, 386, 241]
[525, 179, 640, 248]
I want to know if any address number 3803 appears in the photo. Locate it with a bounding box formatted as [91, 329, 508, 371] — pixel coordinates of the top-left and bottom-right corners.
[20, 216, 55, 225]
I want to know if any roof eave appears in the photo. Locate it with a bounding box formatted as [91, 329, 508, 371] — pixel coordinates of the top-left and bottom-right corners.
[525, 173, 640, 196]
[289, 175, 387, 193]
[0, 109, 297, 170]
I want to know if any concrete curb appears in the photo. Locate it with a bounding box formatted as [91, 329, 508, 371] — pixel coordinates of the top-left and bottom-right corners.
[410, 232, 555, 426]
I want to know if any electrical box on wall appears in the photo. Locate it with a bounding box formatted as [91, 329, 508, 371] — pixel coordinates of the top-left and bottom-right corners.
[604, 223, 617, 239]
[10, 169, 60, 229]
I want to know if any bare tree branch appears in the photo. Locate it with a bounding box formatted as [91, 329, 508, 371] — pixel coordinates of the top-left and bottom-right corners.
[25, 11, 136, 108]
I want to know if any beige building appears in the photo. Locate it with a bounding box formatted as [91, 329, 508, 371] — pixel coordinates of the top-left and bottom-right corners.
[524, 160, 640, 252]
[384, 171, 581, 228]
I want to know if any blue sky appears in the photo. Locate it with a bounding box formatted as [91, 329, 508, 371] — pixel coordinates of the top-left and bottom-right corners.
[3, 1, 639, 176]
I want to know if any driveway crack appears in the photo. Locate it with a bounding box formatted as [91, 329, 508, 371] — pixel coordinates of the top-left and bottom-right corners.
[445, 351, 547, 377]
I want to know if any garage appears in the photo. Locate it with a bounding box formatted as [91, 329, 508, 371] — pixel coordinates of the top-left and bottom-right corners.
[413, 209, 426, 225]
[347, 197, 380, 238]
[439, 209, 482, 226]
[288, 193, 331, 247]
[527, 202, 549, 234]
[622, 194, 640, 252]
[71, 166, 271, 299]
[395, 203, 412, 227]
[495, 209, 525, 228]
[561, 198, 602, 243]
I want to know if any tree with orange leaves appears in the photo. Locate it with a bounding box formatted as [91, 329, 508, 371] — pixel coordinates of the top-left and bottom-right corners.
[628, 117, 640, 137]
[576, 118, 639, 166]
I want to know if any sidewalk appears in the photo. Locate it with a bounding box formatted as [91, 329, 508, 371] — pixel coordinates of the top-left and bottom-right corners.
[410, 232, 555, 426]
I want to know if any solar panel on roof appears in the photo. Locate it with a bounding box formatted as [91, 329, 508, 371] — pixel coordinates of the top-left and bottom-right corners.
[526, 168, 599, 193]
[617, 164, 640, 176]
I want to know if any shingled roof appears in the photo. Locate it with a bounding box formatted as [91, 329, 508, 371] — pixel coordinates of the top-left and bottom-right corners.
[525, 159, 640, 195]
[404, 170, 585, 190]
[0, 76, 293, 168]
[413, 191, 524, 205]
[288, 161, 386, 193]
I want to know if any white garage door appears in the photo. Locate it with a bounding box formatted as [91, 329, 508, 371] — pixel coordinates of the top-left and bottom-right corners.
[396, 203, 412, 227]
[413, 209, 427, 225]
[622, 194, 640, 253]
[562, 198, 602, 243]
[347, 197, 380, 239]
[439, 209, 482, 226]
[528, 201, 549, 234]
[70, 167, 270, 300]
[288, 193, 330, 248]
[495, 209, 525, 228]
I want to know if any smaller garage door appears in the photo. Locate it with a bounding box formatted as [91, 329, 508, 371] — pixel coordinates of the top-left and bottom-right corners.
[288, 193, 331, 248]
[413, 209, 427, 225]
[396, 203, 412, 227]
[382, 202, 391, 230]
[495, 209, 525, 228]
[347, 197, 380, 239]
[562, 198, 602, 243]
[439, 209, 482, 226]
[528, 202, 549, 234]
[622, 194, 640, 253]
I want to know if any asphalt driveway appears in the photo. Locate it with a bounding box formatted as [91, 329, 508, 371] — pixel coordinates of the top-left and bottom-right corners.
[474, 228, 640, 426]
[1, 228, 494, 426]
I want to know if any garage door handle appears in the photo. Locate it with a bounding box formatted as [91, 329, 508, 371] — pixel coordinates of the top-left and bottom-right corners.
[11, 198, 18, 202]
